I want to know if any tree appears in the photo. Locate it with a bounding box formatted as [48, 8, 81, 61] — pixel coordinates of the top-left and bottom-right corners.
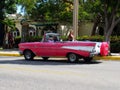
[17, 0, 120, 43]
[86, 0, 120, 54]
[89, 0, 103, 36]
[101, 0, 120, 42]
[90, 0, 120, 43]
[17, 0, 37, 15]
[0, 0, 16, 46]
[28, 0, 73, 23]
[2, 18, 15, 48]
[17, 0, 74, 22]
[78, 0, 95, 21]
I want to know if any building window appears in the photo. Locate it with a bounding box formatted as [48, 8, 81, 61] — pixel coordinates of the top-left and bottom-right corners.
[29, 31, 35, 36]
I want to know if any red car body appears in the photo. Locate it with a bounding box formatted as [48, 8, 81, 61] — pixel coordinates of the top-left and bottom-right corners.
[19, 33, 109, 62]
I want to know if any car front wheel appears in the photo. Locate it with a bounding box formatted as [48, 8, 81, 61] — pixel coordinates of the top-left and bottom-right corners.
[24, 50, 34, 60]
[68, 53, 78, 63]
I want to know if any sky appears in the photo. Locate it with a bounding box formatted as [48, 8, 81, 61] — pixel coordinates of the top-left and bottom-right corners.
[16, 5, 25, 15]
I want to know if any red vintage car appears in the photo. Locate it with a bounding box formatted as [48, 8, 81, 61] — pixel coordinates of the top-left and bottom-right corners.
[19, 33, 109, 62]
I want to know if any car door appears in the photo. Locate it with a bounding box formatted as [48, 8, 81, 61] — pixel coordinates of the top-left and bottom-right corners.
[35, 42, 56, 57]
[52, 42, 67, 57]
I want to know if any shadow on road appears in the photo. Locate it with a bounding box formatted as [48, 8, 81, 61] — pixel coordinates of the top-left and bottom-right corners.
[0, 58, 102, 65]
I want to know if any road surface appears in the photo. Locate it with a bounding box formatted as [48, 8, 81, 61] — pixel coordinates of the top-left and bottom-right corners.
[0, 56, 120, 90]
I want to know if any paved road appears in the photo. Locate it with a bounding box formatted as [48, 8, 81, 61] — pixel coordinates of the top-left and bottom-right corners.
[0, 56, 120, 90]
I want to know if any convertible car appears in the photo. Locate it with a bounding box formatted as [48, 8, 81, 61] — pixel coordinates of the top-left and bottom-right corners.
[19, 33, 109, 62]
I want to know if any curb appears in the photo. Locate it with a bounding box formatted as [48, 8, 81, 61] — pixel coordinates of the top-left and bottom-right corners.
[0, 52, 21, 57]
[93, 56, 120, 60]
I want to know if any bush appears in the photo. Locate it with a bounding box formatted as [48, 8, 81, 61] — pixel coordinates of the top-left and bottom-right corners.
[77, 35, 104, 42]
[14, 36, 42, 48]
[26, 36, 42, 42]
[110, 36, 120, 53]
[110, 41, 120, 53]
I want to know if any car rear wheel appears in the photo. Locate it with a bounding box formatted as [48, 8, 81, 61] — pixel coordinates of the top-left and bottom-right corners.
[68, 53, 78, 63]
[24, 50, 34, 60]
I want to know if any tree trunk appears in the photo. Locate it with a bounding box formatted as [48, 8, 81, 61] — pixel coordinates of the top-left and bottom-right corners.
[91, 22, 98, 35]
[105, 33, 111, 55]
[104, 25, 115, 55]
[3, 25, 8, 49]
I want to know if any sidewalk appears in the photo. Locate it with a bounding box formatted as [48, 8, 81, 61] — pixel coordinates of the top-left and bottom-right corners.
[0, 49, 120, 60]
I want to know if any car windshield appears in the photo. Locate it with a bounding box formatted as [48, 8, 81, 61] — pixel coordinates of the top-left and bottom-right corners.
[42, 33, 60, 42]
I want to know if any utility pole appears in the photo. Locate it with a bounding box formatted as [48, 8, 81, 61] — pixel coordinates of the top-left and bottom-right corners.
[73, 0, 79, 40]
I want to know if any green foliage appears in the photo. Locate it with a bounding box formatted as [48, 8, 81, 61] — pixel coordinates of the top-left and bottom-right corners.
[17, 0, 103, 22]
[59, 11, 73, 22]
[79, 0, 95, 21]
[111, 36, 120, 42]
[61, 36, 68, 41]
[0, 0, 17, 20]
[2, 19, 15, 31]
[29, 0, 73, 22]
[77, 35, 104, 42]
[5, 0, 17, 14]
[26, 36, 42, 42]
[77, 35, 120, 42]
[110, 36, 120, 52]
[17, 0, 37, 13]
